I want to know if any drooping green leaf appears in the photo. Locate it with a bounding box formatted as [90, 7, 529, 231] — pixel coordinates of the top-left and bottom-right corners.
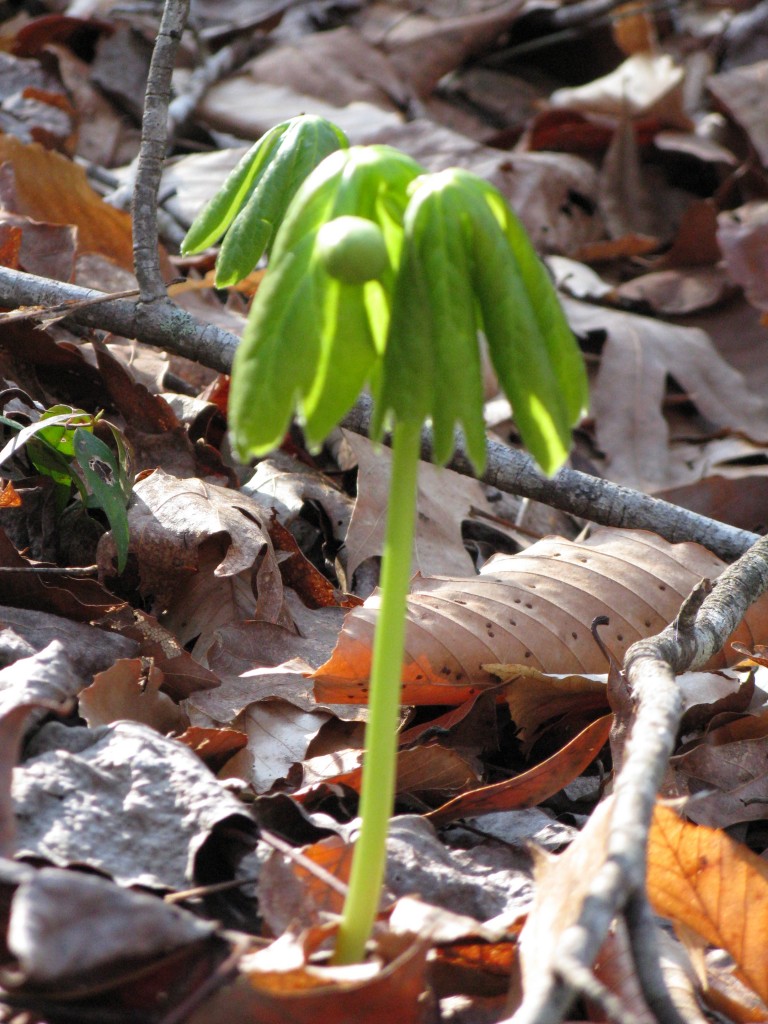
[479, 179, 589, 431]
[374, 174, 487, 470]
[213, 116, 350, 286]
[180, 121, 290, 255]
[73, 429, 130, 573]
[229, 146, 424, 459]
[0, 411, 92, 471]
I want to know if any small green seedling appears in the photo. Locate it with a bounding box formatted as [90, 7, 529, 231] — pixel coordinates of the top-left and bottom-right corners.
[192, 117, 588, 964]
[0, 405, 133, 572]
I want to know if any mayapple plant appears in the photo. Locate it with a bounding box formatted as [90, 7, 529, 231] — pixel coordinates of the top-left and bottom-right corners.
[183, 115, 589, 964]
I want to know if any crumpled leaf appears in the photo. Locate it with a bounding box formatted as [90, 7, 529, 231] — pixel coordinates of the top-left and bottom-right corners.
[549, 52, 690, 129]
[13, 719, 256, 889]
[187, 923, 433, 1024]
[78, 658, 189, 734]
[648, 804, 768, 1006]
[314, 529, 768, 704]
[111, 469, 285, 615]
[666, 708, 768, 828]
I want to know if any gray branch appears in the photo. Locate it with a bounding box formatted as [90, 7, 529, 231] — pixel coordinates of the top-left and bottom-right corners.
[0, 263, 760, 562]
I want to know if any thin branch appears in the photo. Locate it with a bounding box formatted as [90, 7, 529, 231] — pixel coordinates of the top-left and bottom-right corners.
[0, 267, 238, 374]
[133, 0, 189, 303]
[0, 264, 760, 563]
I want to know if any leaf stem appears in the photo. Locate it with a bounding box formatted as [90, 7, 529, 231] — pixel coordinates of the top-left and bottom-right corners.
[333, 418, 421, 964]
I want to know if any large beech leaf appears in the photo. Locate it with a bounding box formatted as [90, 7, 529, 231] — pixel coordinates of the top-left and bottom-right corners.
[313, 529, 768, 704]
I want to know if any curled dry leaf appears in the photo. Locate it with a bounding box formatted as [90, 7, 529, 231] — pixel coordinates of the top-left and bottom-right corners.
[425, 715, 612, 827]
[114, 469, 284, 615]
[187, 924, 433, 1024]
[78, 658, 189, 735]
[314, 529, 768, 704]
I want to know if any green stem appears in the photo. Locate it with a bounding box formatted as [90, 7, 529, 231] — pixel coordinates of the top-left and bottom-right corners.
[333, 418, 422, 964]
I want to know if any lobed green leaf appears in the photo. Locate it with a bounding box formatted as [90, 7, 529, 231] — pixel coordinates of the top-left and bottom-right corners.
[229, 146, 423, 460]
[181, 121, 290, 256]
[214, 116, 350, 286]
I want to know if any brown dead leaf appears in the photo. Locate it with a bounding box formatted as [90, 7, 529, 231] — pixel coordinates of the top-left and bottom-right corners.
[717, 201, 768, 313]
[219, 699, 331, 794]
[112, 469, 285, 616]
[176, 725, 248, 774]
[426, 714, 611, 827]
[667, 716, 768, 828]
[598, 115, 660, 241]
[549, 53, 690, 129]
[563, 296, 768, 488]
[491, 667, 609, 753]
[370, 0, 527, 99]
[648, 804, 768, 1006]
[337, 430, 494, 580]
[614, 266, 734, 316]
[0, 529, 123, 621]
[0, 212, 76, 280]
[0, 220, 21, 267]
[300, 743, 481, 802]
[314, 529, 768, 704]
[0, 135, 136, 270]
[655, 474, 768, 535]
[188, 925, 433, 1024]
[94, 606, 220, 700]
[78, 658, 189, 734]
[243, 26, 410, 112]
[708, 59, 768, 169]
[0, 481, 20, 507]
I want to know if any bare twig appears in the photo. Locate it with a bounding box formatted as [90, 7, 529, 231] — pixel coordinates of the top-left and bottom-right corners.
[0, 267, 238, 373]
[508, 535, 768, 1023]
[133, 0, 189, 303]
[0, 264, 760, 562]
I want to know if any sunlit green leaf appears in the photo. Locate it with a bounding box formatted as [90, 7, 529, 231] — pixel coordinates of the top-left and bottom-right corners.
[229, 145, 423, 459]
[73, 429, 130, 574]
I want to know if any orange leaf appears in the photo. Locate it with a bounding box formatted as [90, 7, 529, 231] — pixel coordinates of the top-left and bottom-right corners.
[426, 713, 612, 827]
[0, 135, 136, 270]
[0, 480, 21, 507]
[648, 805, 768, 1006]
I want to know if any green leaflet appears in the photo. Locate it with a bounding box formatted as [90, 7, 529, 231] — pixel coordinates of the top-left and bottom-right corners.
[372, 175, 487, 471]
[229, 146, 423, 459]
[181, 116, 349, 286]
[73, 429, 130, 574]
[181, 121, 289, 255]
